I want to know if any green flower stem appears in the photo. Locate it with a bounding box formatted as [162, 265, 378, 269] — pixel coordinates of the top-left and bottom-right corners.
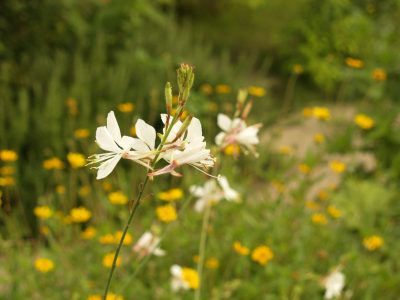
[103, 176, 149, 299]
[194, 203, 212, 300]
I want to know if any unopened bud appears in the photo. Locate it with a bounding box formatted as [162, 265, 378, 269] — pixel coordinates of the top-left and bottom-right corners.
[165, 82, 173, 113]
[174, 114, 193, 141]
[241, 100, 253, 119]
[235, 88, 248, 117]
[177, 64, 195, 105]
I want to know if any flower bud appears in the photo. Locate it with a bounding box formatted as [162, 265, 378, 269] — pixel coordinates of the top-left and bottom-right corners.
[174, 114, 193, 141]
[165, 82, 173, 113]
[177, 64, 195, 105]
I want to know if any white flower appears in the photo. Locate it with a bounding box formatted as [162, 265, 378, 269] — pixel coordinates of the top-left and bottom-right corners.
[190, 176, 239, 212]
[88, 111, 156, 179]
[215, 113, 261, 156]
[150, 115, 215, 177]
[323, 270, 345, 299]
[132, 231, 165, 257]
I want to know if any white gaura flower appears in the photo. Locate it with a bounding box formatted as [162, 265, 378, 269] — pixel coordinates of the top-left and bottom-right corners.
[149, 115, 215, 177]
[215, 113, 261, 156]
[190, 176, 239, 212]
[132, 231, 165, 258]
[323, 270, 345, 299]
[170, 265, 199, 291]
[87, 111, 156, 179]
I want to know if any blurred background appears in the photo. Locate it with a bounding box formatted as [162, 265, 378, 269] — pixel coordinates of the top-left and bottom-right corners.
[1, 0, 400, 299]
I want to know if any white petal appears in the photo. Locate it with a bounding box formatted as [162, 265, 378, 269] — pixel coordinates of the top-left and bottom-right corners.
[120, 136, 138, 150]
[217, 114, 232, 131]
[96, 127, 120, 152]
[237, 126, 260, 145]
[135, 119, 156, 150]
[218, 176, 239, 201]
[186, 117, 203, 143]
[96, 155, 121, 179]
[170, 265, 182, 277]
[215, 132, 226, 146]
[153, 248, 166, 256]
[106, 111, 122, 144]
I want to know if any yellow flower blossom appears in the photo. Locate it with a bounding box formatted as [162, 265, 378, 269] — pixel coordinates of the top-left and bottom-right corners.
[200, 83, 213, 95]
[293, 64, 304, 74]
[114, 231, 133, 245]
[88, 294, 123, 300]
[157, 188, 183, 201]
[327, 205, 342, 218]
[205, 257, 220, 269]
[34, 205, 53, 220]
[251, 245, 274, 265]
[108, 191, 128, 205]
[215, 84, 231, 94]
[118, 102, 135, 113]
[329, 160, 346, 174]
[298, 163, 311, 174]
[69, 207, 91, 223]
[102, 182, 113, 192]
[233, 241, 250, 256]
[67, 153, 86, 169]
[0, 176, 15, 186]
[313, 133, 325, 144]
[278, 145, 294, 155]
[312, 107, 331, 120]
[311, 213, 328, 225]
[305, 200, 320, 210]
[0, 150, 18, 161]
[345, 57, 364, 69]
[81, 226, 97, 240]
[99, 234, 115, 245]
[130, 126, 136, 137]
[372, 68, 386, 81]
[181, 267, 200, 289]
[43, 157, 64, 170]
[40, 225, 50, 236]
[0, 166, 15, 175]
[318, 190, 329, 201]
[79, 185, 91, 197]
[103, 252, 121, 268]
[34, 258, 54, 273]
[224, 144, 240, 156]
[74, 128, 90, 139]
[302, 107, 313, 118]
[354, 114, 375, 130]
[363, 235, 384, 251]
[55, 185, 66, 194]
[156, 204, 177, 223]
[248, 86, 266, 97]
[271, 180, 285, 193]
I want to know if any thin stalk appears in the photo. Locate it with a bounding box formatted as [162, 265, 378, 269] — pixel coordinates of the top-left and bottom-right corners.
[282, 74, 298, 114]
[194, 203, 212, 300]
[103, 176, 149, 299]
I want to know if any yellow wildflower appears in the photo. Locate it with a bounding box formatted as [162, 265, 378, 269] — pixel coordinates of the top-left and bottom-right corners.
[34, 206, 53, 220]
[215, 84, 231, 94]
[67, 153, 86, 169]
[248, 86, 266, 97]
[103, 252, 121, 268]
[271, 180, 285, 193]
[372, 68, 386, 81]
[312, 107, 331, 120]
[233, 241, 250, 256]
[293, 64, 304, 74]
[354, 114, 375, 130]
[318, 190, 329, 201]
[0, 177, 15, 186]
[88, 296, 101, 300]
[329, 160, 346, 174]
[81, 226, 97, 240]
[278, 145, 294, 155]
[69, 207, 91, 223]
[114, 231, 133, 245]
[311, 213, 328, 225]
[302, 107, 313, 118]
[305, 200, 320, 210]
[99, 234, 115, 245]
[55, 185, 66, 194]
[205, 257, 219, 269]
[34, 258, 54, 273]
[224, 144, 240, 156]
[43, 157, 64, 170]
[345, 57, 364, 69]
[74, 128, 90, 139]
[327, 205, 342, 218]
[0, 166, 15, 175]
[79, 185, 91, 197]
[66, 97, 78, 115]
[313, 133, 325, 144]
[181, 267, 200, 289]
[200, 83, 213, 95]
[108, 191, 128, 205]
[157, 188, 183, 201]
[0, 150, 18, 161]
[156, 204, 177, 223]
[88, 294, 123, 300]
[130, 126, 136, 136]
[118, 102, 135, 113]
[192, 255, 200, 263]
[298, 163, 311, 174]
[251, 245, 274, 266]
[363, 235, 384, 251]
[102, 182, 113, 192]
[39, 226, 50, 236]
